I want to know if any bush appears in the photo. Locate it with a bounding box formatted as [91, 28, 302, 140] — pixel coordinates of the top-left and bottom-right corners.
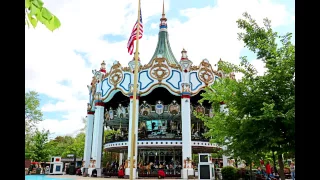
[221, 166, 237, 180]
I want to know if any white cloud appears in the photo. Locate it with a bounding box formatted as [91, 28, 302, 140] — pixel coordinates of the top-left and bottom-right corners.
[26, 0, 293, 137]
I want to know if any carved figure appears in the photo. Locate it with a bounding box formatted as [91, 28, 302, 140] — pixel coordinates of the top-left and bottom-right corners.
[140, 101, 151, 116]
[168, 100, 180, 115]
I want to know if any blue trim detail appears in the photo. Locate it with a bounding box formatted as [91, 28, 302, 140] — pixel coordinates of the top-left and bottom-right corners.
[119, 73, 131, 92]
[166, 70, 181, 90]
[189, 72, 202, 91]
[139, 70, 154, 90]
[101, 78, 112, 97]
[160, 25, 167, 29]
[181, 92, 191, 95]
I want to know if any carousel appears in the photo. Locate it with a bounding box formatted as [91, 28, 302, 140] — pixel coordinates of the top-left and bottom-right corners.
[82, 3, 235, 178]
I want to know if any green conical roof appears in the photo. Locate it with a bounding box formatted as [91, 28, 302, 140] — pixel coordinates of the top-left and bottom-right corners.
[148, 3, 179, 65]
[149, 31, 179, 65]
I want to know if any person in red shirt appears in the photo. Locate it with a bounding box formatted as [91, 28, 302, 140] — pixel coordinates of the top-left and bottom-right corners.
[266, 161, 271, 178]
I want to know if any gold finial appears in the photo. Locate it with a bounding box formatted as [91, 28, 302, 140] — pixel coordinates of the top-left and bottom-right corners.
[162, 0, 165, 15]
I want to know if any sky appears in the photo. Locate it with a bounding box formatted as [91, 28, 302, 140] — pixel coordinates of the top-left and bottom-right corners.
[25, 0, 295, 138]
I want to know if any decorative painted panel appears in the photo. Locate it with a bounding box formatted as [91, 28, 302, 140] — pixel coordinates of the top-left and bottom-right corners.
[189, 72, 203, 91]
[119, 73, 131, 92]
[101, 78, 112, 97]
[139, 70, 154, 91]
[166, 70, 181, 90]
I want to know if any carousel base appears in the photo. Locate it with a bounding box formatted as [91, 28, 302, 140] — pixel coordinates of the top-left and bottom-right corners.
[125, 168, 138, 179]
[181, 168, 194, 179]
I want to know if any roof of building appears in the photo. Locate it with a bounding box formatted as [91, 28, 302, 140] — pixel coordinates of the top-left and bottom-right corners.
[148, 1, 178, 65]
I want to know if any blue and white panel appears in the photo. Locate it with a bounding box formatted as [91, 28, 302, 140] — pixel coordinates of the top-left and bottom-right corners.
[189, 72, 204, 92]
[139, 70, 155, 92]
[165, 70, 181, 91]
[119, 73, 131, 92]
[101, 78, 112, 98]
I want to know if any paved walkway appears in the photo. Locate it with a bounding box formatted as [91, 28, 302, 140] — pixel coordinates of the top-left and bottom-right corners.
[46, 175, 178, 180]
[47, 175, 294, 180]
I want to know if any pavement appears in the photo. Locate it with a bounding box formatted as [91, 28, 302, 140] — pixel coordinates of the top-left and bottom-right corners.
[46, 175, 178, 180]
[46, 175, 294, 180]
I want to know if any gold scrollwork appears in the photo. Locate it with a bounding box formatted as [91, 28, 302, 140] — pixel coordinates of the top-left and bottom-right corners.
[198, 67, 214, 85]
[150, 58, 170, 82]
[109, 69, 123, 86]
[121, 67, 131, 72]
[190, 65, 199, 71]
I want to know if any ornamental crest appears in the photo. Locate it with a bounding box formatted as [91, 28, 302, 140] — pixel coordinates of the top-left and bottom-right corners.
[150, 58, 170, 82]
[109, 61, 123, 86]
[168, 100, 180, 115]
[198, 59, 214, 85]
[155, 100, 164, 115]
[140, 101, 151, 116]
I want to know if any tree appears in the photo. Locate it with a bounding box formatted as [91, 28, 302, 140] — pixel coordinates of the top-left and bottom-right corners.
[197, 12, 294, 180]
[25, 91, 43, 158]
[25, 0, 61, 31]
[25, 91, 43, 132]
[29, 129, 50, 162]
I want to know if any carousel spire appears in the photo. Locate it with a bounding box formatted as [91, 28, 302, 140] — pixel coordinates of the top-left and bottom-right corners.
[149, 0, 179, 65]
[159, 0, 167, 30]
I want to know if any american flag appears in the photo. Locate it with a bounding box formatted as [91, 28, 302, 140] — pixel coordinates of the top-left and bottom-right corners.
[127, 6, 143, 55]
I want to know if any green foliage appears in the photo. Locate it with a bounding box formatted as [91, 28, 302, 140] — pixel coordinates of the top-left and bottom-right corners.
[25, 0, 61, 31]
[197, 12, 294, 180]
[28, 129, 50, 162]
[45, 133, 85, 158]
[25, 91, 43, 132]
[25, 91, 43, 158]
[221, 166, 237, 180]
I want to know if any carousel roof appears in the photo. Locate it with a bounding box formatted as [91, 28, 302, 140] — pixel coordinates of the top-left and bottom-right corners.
[87, 3, 236, 112]
[149, 4, 178, 65]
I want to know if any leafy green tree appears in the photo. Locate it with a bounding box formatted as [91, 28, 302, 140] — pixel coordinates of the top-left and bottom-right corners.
[25, 91, 43, 133]
[25, 0, 61, 31]
[197, 12, 294, 180]
[25, 91, 43, 158]
[29, 129, 50, 162]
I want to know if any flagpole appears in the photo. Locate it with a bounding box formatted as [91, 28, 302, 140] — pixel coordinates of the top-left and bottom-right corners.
[129, 0, 141, 179]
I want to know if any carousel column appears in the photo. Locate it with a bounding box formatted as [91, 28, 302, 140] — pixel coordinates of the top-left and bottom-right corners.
[119, 153, 124, 165]
[83, 107, 95, 175]
[91, 94, 105, 177]
[181, 85, 194, 178]
[179, 48, 194, 178]
[125, 88, 139, 178]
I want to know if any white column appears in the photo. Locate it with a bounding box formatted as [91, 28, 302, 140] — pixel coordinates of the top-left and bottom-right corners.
[91, 100, 105, 177]
[125, 94, 139, 178]
[181, 89, 193, 178]
[83, 111, 94, 174]
[119, 153, 124, 165]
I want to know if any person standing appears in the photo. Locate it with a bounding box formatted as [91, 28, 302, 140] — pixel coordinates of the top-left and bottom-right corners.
[266, 161, 271, 178]
[290, 162, 295, 180]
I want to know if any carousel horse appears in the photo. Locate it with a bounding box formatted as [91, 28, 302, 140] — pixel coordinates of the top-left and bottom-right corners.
[138, 163, 145, 174]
